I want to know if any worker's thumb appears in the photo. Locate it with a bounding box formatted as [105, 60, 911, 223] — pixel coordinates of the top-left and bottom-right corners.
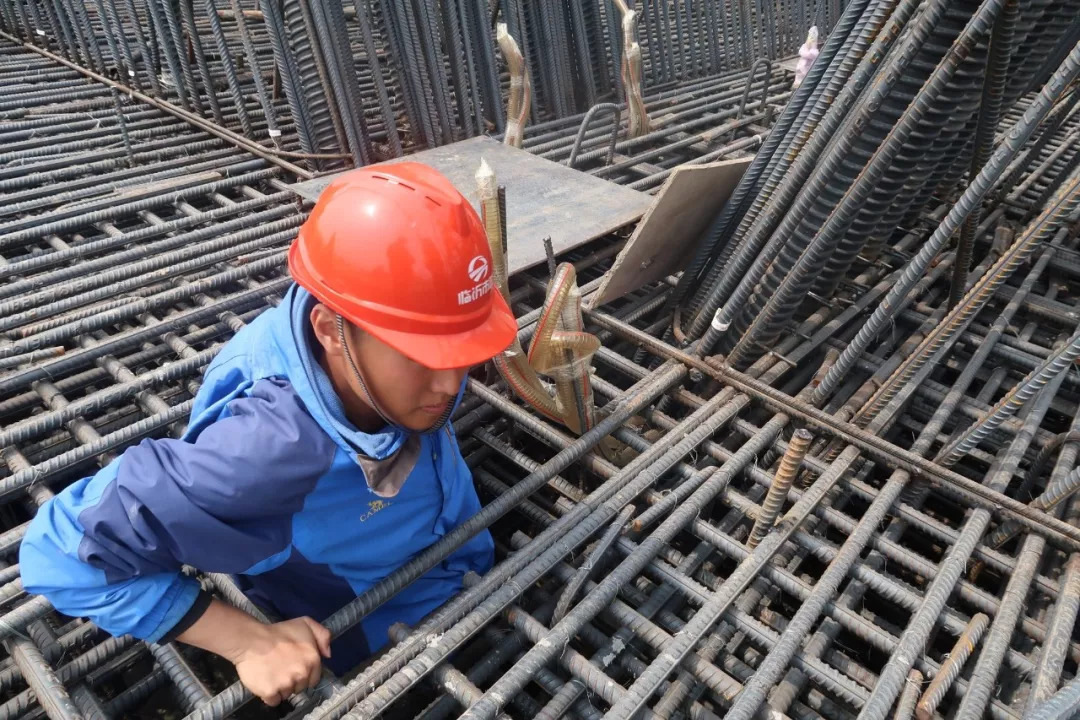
[303, 617, 332, 658]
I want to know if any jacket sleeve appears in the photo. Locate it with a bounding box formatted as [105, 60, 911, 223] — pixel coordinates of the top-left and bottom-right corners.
[19, 377, 337, 643]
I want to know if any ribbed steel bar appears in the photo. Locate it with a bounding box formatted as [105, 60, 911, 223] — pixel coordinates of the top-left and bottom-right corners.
[588, 310, 1080, 551]
[2, 6, 1080, 719]
[813, 38, 1080, 406]
[948, 0, 1019, 308]
[858, 350, 1061, 716]
[186, 367, 686, 720]
[337, 368, 758, 720]
[594, 352, 1074, 639]
[685, 0, 922, 346]
[724, 0, 1007, 366]
[457, 342, 845, 719]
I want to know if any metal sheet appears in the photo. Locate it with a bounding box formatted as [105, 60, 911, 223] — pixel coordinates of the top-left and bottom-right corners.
[288, 137, 652, 276]
[589, 156, 751, 308]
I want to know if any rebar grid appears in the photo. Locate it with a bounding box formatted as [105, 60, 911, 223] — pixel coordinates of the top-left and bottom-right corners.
[1, 2, 1080, 719]
[0, 0, 822, 170]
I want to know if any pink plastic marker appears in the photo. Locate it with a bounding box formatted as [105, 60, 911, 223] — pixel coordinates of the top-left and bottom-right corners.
[794, 26, 820, 89]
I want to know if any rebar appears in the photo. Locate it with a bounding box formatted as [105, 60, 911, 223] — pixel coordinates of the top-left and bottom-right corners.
[2, 4, 1080, 719]
[894, 671, 923, 720]
[747, 428, 812, 548]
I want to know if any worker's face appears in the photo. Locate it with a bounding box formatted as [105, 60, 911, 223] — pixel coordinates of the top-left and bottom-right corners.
[311, 305, 469, 432]
[349, 327, 469, 431]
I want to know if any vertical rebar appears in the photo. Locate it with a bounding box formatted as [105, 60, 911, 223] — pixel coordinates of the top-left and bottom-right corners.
[747, 428, 812, 548]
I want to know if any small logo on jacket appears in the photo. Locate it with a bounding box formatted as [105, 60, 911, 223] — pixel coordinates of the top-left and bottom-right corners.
[359, 500, 391, 522]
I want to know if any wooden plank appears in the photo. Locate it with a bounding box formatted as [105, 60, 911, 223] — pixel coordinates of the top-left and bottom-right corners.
[289, 136, 652, 276]
[589, 156, 751, 309]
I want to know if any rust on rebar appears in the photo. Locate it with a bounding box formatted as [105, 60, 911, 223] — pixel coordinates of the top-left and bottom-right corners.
[748, 428, 813, 548]
[895, 670, 924, 720]
[915, 613, 990, 720]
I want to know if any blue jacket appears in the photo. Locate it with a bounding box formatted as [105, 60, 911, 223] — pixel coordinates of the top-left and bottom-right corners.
[20, 285, 493, 672]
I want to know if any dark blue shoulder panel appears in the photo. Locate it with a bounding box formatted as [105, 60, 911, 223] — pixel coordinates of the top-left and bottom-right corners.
[77, 377, 337, 581]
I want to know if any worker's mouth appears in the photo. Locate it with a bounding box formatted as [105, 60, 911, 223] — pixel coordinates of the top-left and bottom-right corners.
[420, 402, 449, 416]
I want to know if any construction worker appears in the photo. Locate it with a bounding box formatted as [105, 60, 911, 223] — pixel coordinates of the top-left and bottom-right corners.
[19, 164, 518, 706]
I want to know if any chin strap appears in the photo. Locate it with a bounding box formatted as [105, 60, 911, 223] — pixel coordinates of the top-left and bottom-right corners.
[336, 315, 453, 434]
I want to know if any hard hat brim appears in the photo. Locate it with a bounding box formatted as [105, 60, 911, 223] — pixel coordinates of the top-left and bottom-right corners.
[356, 289, 518, 370]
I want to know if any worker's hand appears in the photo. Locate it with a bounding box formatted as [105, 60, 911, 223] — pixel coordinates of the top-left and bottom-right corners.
[175, 599, 332, 706]
[231, 617, 332, 706]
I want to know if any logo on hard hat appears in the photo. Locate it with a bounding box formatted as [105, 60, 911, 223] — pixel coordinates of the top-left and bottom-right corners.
[459, 256, 494, 306]
[468, 256, 489, 283]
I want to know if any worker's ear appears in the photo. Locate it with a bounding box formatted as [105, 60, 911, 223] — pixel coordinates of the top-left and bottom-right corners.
[309, 303, 343, 357]
[309, 304, 366, 357]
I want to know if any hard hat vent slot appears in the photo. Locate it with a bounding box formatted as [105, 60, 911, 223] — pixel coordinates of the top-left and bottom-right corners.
[370, 173, 415, 192]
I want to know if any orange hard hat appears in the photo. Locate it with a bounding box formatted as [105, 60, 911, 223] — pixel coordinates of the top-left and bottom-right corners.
[288, 162, 517, 370]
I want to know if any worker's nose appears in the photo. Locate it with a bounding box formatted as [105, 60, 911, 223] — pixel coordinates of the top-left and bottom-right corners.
[430, 368, 464, 397]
